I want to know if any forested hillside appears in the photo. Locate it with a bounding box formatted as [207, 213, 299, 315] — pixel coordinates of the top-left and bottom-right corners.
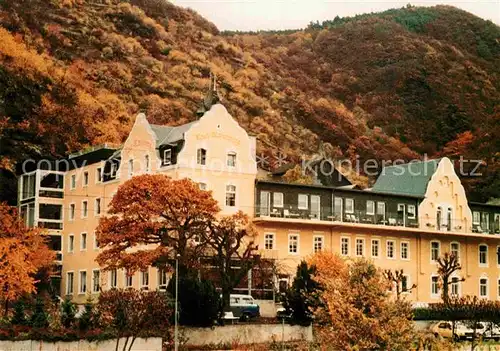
[0, 0, 498, 203]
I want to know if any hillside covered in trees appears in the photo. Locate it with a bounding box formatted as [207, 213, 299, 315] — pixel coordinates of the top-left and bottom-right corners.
[0, 0, 498, 203]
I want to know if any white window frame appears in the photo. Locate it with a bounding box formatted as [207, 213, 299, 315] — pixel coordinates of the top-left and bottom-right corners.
[430, 240, 440, 262]
[273, 192, 284, 208]
[377, 202, 386, 219]
[198, 182, 207, 190]
[400, 241, 410, 260]
[431, 275, 440, 298]
[264, 233, 275, 250]
[163, 149, 172, 166]
[225, 184, 236, 207]
[450, 242, 460, 261]
[355, 238, 365, 257]
[401, 274, 411, 294]
[386, 240, 395, 259]
[66, 271, 74, 295]
[479, 244, 488, 267]
[298, 194, 308, 210]
[93, 231, 99, 250]
[69, 174, 76, 190]
[81, 200, 88, 218]
[288, 233, 299, 255]
[340, 236, 350, 256]
[196, 148, 206, 165]
[141, 270, 149, 290]
[158, 269, 168, 290]
[125, 271, 133, 288]
[313, 235, 324, 253]
[128, 159, 134, 178]
[366, 200, 375, 215]
[92, 269, 100, 293]
[371, 239, 380, 258]
[95, 198, 101, 216]
[69, 203, 75, 221]
[227, 151, 237, 167]
[408, 205, 416, 219]
[79, 270, 87, 294]
[80, 232, 87, 251]
[109, 269, 117, 289]
[345, 198, 354, 214]
[68, 234, 74, 253]
[96, 167, 103, 183]
[451, 276, 461, 298]
[473, 211, 480, 225]
[479, 277, 489, 299]
[83, 171, 89, 187]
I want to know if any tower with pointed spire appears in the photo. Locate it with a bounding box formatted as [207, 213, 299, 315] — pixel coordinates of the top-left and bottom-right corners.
[196, 72, 220, 118]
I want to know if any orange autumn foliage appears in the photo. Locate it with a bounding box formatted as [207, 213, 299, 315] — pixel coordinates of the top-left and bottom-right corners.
[0, 203, 55, 304]
[96, 174, 219, 272]
[309, 252, 415, 350]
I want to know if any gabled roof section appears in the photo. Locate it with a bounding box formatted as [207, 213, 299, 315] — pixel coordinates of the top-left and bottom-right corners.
[150, 121, 197, 147]
[372, 159, 441, 197]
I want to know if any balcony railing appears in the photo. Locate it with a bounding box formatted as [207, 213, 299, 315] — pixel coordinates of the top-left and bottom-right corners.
[255, 206, 500, 235]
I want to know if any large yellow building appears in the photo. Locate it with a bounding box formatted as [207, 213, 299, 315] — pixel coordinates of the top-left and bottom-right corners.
[17, 102, 500, 305]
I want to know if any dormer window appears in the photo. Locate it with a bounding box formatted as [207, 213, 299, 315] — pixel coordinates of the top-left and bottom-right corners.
[163, 149, 172, 166]
[197, 148, 206, 165]
[227, 152, 236, 167]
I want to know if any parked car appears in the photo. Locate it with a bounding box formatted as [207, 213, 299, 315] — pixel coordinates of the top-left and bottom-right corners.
[227, 294, 260, 321]
[431, 321, 490, 341]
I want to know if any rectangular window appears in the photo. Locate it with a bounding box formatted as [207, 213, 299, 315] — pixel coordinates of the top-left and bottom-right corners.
[431, 276, 440, 296]
[345, 198, 354, 213]
[163, 150, 172, 166]
[341, 237, 350, 256]
[83, 172, 89, 187]
[110, 269, 117, 289]
[66, 272, 74, 295]
[366, 200, 375, 215]
[225, 185, 236, 207]
[92, 270, 100, 293]
[371, 239, 380, 258]
[298, 194, 308, 210]
[451, 277, 460, 297]
[401, 275, 409, 293]
[265, 233, 275, 250]
[334, 197, 343, 220]
[480, 278, 488, 298]
[125, 272, 133, 288]
[431, 241, 440, 261]
[158, 269, 168, 290]
[111, 163, 118, 178]
[96, 167, 102, 183]
[288, 234, 299, 254]
[356, 238, 365, 257]
[197, 148, 206, 165]
[70, 174, 76, 190]
[227, 152, 236, 167]
[451, 242, 460, 261]
[473, 211, 480, 225]
[479, 244, 488, 265]
[483, 213, 490, 231]
[401, 241, 409, 260]
[377, 202, 386, 219]
[145, 155, 150, 172]
[408, 205, 416, 219]
[68, 234, 74, 253]
[21, 173, 36, 199]
[93, 231, 99, 250]
[141, 270, 149, 289]
[69, 203, 75, 221]
[79, 271, 87, 294]
[81, 233, 87, 251]
[386, 240, 395, 259]
[314, 236, 324, 253]
[82, 201, 88, 218]
[273, 192, 284, 208]
[128, 159, 134, 178]
[95, 198, 101, 216]
[198, 182, 207, 190]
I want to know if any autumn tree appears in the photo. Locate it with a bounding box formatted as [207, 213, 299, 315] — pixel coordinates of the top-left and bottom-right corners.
[98, 289, 173, 351]
[0, 203, 55, 315]
[310, 252, 415, 350]
[96, 175, 219, 274]
[282, 165, 314, 185]
[437, 252, 464, 306]
[204, 211, 259, 313]
[384, 269, 416, 299]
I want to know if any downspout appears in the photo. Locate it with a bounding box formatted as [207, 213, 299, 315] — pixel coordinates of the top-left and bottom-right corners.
[417, 233, 421, 301]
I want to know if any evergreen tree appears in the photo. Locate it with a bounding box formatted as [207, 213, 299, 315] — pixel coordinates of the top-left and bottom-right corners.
[282, 261, 322, 326]
[61, 297, 76, 328]
[78, 297, 94, 331]
[11, 300, 27, 326]
[30, 298, 48, 328]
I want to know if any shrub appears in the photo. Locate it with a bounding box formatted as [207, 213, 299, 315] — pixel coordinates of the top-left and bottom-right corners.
[30, 298, 48, 328]
[60, 297, 76, 328]
[78, 298, 95, 331]
[11, 300, 28, 326]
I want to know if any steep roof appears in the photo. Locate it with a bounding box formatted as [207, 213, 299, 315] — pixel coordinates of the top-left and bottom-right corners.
[372, 159, 441, 197]
[150, 121, 197, 147]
